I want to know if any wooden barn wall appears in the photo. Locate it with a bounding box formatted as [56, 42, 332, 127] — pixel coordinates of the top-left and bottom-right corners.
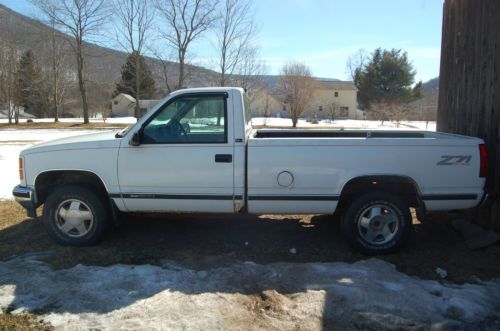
[437, 0, 500, 230]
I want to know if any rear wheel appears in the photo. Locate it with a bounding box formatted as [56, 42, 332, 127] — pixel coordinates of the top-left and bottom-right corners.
[43, 185, 109, 246]
[341, 192, 412, 254]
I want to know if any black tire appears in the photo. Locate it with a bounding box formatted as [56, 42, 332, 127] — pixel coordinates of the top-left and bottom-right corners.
[341, 191, 412, 255]
[42, 185, 109, 246]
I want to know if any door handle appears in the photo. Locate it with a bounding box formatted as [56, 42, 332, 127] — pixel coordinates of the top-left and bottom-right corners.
[215, 154, 232, 163]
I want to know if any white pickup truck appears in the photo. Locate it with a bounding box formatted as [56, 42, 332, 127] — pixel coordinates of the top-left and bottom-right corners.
[13, 87, 488, 254]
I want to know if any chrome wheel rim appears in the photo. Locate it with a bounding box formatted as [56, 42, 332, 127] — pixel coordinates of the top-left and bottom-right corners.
[357, 204, 399, 245]
[55, 199, 94, 238]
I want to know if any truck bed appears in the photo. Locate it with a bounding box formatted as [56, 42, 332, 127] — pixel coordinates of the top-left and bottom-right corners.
[253, 129, 473, 140]
[246, 128, 484, 214]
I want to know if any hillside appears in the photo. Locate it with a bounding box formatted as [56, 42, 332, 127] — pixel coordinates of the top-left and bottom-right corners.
[1, 3, 440, 118]
[0, 4, 343, 94]
[0, 4, 220, 97]
[423, 77, 439, 94]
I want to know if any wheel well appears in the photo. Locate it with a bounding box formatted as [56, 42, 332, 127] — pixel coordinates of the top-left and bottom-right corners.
[35, 170, 108, 205]
[337, 176, 421, 211]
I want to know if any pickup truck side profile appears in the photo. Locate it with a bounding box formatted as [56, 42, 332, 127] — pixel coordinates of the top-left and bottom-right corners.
[13, 87, 488, 254]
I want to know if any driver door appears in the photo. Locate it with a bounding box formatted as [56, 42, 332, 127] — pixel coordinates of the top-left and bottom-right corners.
[117, 92, 235, 213]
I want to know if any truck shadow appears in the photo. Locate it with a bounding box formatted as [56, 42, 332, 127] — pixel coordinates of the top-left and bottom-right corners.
[0, 212, 499, 328]
[0, 212, 359, 268]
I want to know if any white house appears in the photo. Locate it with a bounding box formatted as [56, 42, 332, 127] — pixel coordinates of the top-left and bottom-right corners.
[306, 80, 359, 120]
[248, 89, 287, 118]
[251, 80, 359, 120]
[111, 93, 160, 117]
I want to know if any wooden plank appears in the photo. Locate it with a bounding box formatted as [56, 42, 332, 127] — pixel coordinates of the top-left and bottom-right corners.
[438, 0, 500, 230]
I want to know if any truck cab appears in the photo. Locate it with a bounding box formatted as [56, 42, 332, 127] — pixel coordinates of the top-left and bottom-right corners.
[116, 88, 247, 214]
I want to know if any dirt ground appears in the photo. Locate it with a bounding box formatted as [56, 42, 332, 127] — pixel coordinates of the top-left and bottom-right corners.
[1, 199, 499, 329]
[0, 200, 499, 284]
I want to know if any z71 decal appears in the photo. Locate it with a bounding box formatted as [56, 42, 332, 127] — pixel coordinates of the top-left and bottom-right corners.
[437, 155, 472, 166]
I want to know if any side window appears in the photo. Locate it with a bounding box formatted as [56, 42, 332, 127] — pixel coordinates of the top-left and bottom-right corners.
[142, 95, 226, 144]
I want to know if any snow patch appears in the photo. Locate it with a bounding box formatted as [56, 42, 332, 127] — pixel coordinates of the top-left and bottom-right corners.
[0, 117, 137, 124]
[0, 129, 102, 199]
[0, 253, 498, 330]
[252, 117, 436, 131]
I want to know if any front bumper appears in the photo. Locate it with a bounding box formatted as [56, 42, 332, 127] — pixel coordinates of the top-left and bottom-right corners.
[12, 185, 38, 218]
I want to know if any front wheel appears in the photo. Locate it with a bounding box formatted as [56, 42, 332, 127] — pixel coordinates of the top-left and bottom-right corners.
[43, 185, 109, 246]
[341, 192, 412, 255]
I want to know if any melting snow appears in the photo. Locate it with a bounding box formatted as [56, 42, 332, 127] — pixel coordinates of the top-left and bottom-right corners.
[0, 253, 498, 330]
[0, 129, 103, 199]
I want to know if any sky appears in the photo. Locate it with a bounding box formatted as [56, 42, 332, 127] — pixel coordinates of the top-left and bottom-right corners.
[0, 0, 443, 82]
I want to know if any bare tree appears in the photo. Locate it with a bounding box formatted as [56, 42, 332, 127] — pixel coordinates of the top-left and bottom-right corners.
[113, 0, 154, 118]
[276, 62, 318, 128]
[422, 105, 437, 130]
[157, 55, 174, 94]
[262, 91, 271, 126]
[32, 0, 109, 124]
[368, 101, 412, 127]
[413, 90, 437, 129]
[365, 102, 389, 125]
[390, 103, 412, 127]
[86, 79, 114, 118]
[235, 45, 266, 90]
[215, 0, 256, 86]
[327, 101, 338, 122]
[149, 46, 175, 95]
[46, 15, 69, 122]
[0, 25, 20, 124]
[155, 0, 218, 89]
[233, 45, 267, 115]
[345, 48, 368, 81]
[0, 49, 18, 124]
[28, 5, 70, 122]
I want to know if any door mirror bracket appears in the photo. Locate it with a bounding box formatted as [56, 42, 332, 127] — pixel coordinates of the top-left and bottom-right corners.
[129, 131, 142, 146]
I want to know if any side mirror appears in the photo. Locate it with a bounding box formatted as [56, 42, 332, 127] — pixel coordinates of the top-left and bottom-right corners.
[129, 131, 142, 146]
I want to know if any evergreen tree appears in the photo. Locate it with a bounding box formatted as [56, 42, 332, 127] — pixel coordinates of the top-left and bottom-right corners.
[15, 50, 49, 117]
[354, 48, 422, 109]
[114, 51, 156, 100]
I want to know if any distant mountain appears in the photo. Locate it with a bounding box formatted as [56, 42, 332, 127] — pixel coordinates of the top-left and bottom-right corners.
[255, 75, 342, 90]
[0, 4, 343, 87]
[0, 3, 344, 115]
[0, 4, 219, 95]
[409, 77, 439, 121]
[423, 77, 439, 94]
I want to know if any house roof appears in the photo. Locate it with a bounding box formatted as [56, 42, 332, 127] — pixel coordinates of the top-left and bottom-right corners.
[317, 80, 357, 91]
[113, 94, 160, 107]
[0, 109, 36, 119]
[115, 93, 136, 102]
[0, 110, 10, 118]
